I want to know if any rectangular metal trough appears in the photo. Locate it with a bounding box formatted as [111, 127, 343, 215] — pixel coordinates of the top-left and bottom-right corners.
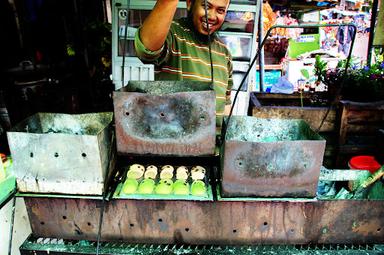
[7, 112, 114, 195]
[221, 116, 326, 197]
[113, 81, 216, 156]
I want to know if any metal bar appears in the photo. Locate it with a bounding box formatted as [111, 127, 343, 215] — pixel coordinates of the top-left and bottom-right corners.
[258, 0, 264, 92]
[7, 197, 16, 255]
[367, 0, 379, 65]
[96, 131, 115, 254]
[0, 188, 16, 210]
[96, 198, 106, 255]
[121, 0, 130, 86]
[224, 23, 357, 142]
[19, 235, 384, 254]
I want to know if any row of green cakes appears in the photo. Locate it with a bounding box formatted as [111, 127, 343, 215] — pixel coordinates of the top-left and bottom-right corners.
[116, 164, 210, 199]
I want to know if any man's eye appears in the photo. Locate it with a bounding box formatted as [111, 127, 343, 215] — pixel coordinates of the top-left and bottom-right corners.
[217, 9, 226, 14]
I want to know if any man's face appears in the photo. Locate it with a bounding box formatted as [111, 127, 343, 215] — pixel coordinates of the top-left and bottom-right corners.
[343, 15, 351, 23]
[187, 0, 230, 35]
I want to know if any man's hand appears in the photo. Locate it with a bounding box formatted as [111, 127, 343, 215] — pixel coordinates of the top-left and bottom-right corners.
[140, 0, 179, 51]
[224, 104, 232, 116]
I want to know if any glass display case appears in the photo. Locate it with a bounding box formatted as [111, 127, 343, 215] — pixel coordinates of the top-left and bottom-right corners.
[218, 33, 252, 61]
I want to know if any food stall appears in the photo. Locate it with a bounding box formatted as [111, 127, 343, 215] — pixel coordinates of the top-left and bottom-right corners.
[2, 77, 381, 254]
[1, 0, 383, 254]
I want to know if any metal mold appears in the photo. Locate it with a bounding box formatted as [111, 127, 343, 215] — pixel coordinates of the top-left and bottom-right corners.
[7, 112, 113, 195]
[221, 116, 326, 198]
[113, 81, 216, 156]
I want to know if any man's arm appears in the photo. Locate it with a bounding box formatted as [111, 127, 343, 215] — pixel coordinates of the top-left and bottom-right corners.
[224, 57, 233, 115]
[139, 0, 179, 51]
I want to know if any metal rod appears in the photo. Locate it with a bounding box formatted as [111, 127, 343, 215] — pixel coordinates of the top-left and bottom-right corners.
[258, 0, 264, 92]
[204, 0, 214, 86]
[7, 196, 16, 255]
[223, 23, 357, 142]
[121, 0, 131, 86]
[96, 131, 115, 254]
[95, 197, 106, 255]
[0, 188, 16, 210]
[367, 0, 379, 65]
[8, 0, 23, 50]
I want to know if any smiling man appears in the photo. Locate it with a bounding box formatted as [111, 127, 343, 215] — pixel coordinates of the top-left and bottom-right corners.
[135, 0, 233, 131]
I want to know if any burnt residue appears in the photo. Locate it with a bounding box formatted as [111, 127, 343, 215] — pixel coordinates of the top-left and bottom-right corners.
[222, 139, 325, 197]
[237, 144, 310, 179]
[9, 112, 113, 135]
[123, 80, 212, 94]
[74, 223, 84, 235]
[114, 85, 216, 155]
[127, 96, 209, 139]
[225, 116, 324, 142]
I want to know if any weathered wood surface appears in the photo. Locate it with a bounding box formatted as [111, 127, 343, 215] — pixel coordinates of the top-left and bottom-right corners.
[337, 100, 384, 166]
[24, 197, 384, 245]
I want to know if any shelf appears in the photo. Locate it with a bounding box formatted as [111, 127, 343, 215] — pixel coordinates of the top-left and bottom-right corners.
[15, 192, 104, 200]
[217, 31, 253, 37]
[256, 64, 283, 70]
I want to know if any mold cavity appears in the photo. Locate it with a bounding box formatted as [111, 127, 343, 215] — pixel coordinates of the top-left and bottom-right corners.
[125, 112, 130, 116]
[54, 152, 59, 158]
[263, 222, 268, 226]
[160, 112, 165, 117]
[238, 162, 242, 166]
[377, 228, 381, 232]
[40, 222, 45, 225]
[233, 229, 237, 233]
[130, 223, 134, 227]
[87, 222, 91, 226]
[158, 218, 163, 222]
[200, 115, 205, 121]
[62, 216, 67, 220]
[82, 153, 87, 158]
[30, 152, 34, 158]
[185, 228, 190, 232]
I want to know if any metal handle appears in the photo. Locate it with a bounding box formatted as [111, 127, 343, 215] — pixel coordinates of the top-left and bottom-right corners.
[222, 23, 357, 143]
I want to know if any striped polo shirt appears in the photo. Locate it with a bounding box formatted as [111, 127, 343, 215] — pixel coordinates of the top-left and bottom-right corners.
[135, 17, 233, 131]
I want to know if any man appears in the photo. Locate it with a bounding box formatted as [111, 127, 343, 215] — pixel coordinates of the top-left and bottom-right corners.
[134, 0, 233, 131]
[336, 15, 355, 57]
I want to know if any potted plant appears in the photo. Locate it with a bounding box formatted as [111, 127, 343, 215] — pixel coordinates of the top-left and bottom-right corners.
[314, 55, 328, 91]
[322, 60, 384, 102]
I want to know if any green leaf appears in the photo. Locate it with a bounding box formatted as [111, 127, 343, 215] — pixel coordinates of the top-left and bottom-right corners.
[300, 69, 310, 79]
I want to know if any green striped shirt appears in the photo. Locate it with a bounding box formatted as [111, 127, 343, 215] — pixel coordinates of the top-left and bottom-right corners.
[135, 18, 233, 130]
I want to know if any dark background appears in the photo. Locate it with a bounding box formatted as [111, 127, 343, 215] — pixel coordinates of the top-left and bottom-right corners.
[0, 0, 113, 152]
